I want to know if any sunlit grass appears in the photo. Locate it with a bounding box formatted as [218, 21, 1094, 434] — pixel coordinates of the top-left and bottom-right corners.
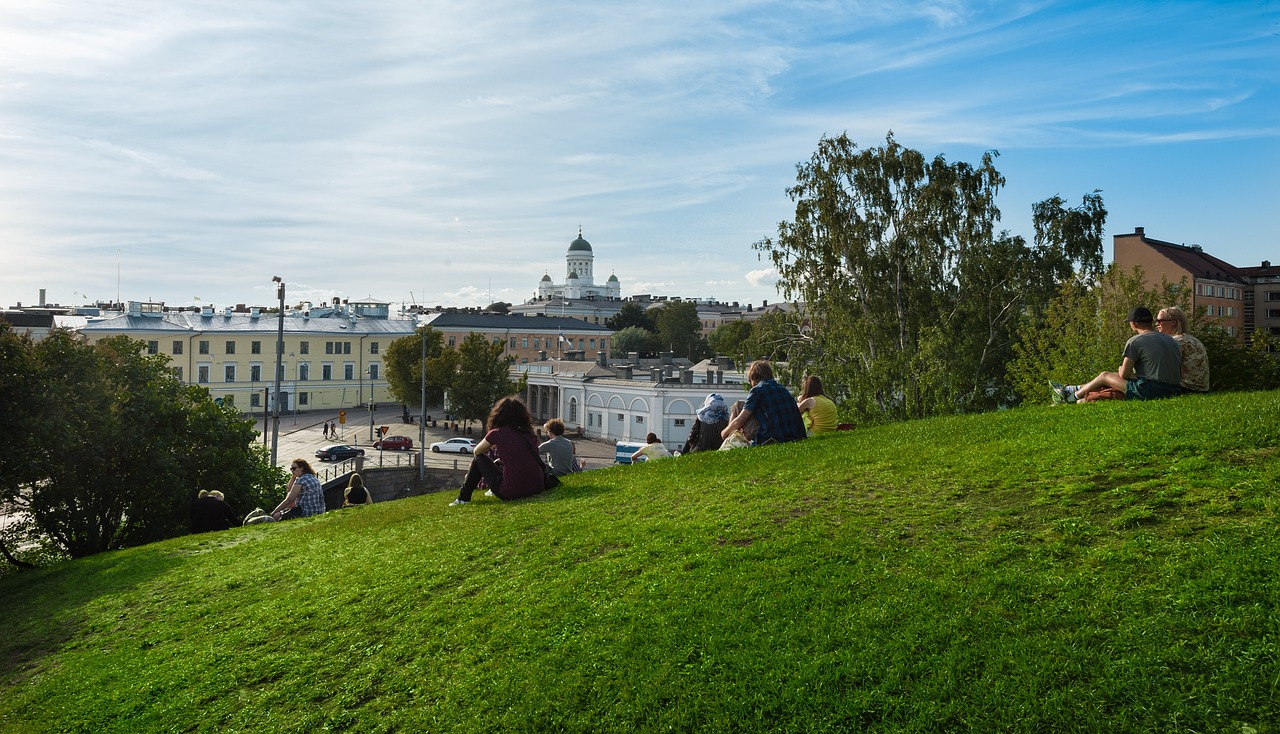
[1, 391, 1278, 732]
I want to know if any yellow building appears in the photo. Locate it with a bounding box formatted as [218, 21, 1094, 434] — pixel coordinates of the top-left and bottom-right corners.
[80, 300, 416, 415]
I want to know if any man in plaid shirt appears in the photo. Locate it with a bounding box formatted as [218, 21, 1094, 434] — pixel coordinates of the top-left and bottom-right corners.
[721, 360, 806, 446]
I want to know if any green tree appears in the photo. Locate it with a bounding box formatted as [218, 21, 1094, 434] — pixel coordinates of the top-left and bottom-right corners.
[652, 301, 711, 360]
[0, 328, 279, 561]
[382, 326, 454, 409]
[707, 320, 754, 364]
[446, 333, 516, 427]
[610, 326, 663, 358]
[605, 302, 656, 332]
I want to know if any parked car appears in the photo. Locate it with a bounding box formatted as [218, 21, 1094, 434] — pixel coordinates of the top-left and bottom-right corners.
[374, 435, 413, 451]
[315, 444, 365, 462]
[430, 437, 477, 454]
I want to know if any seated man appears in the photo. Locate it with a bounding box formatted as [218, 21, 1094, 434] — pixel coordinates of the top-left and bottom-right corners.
[1052, 306, 1183, 403]
[721, 360, 806, 445]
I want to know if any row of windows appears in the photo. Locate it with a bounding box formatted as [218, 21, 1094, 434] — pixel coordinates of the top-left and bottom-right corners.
[1199, 284, 1241, 299]
[507, 336, 607, 351]
[244, 392, 311, 408]
[1206, 305, 1236, 318]
[145, 340, 379, 356]
[191, 363, 380, 384]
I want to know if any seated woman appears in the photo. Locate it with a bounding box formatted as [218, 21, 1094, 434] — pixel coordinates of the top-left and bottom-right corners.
[631, 433, 672, 462]
[1156, 306, 1210, 394]
[796, 375, 838, 436]
[719, 400, 759, 450]
[190, 489, 238, 533]
[342, 473, 373, 507]
[450, 397, 546, 506]
[272, 459, 326, 519]
[539, 418, 582, 476]
[681, 393, 729, 454]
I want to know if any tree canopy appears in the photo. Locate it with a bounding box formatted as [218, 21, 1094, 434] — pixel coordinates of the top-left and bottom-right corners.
[446, 333, 516, 426]
[652, 301, 711, 361]
[382, 326, 455, 410]
[0, 326, 280, 562]
[605, 302, 656, 332]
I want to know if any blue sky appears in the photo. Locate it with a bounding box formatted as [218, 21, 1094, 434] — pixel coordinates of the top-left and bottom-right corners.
[2, 1, 1277, 312]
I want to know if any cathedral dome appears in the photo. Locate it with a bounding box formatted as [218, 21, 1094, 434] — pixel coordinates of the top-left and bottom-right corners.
[607, 273, 619, 282]
[568, 234, 592, 253]
[541, 273, 553, 282]
[567, 270, 579, 280]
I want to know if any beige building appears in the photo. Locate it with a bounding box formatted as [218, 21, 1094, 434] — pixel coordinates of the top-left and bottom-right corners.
[80, 299, 416, 415]
[1112, 227, 1280, 340]
[424, 311, 613, 364]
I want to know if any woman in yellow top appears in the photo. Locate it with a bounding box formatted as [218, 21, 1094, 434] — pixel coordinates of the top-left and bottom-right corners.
[796, 375, 837, 435]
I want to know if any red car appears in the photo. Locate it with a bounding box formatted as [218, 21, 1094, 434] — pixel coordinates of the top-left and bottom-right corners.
[373, 435, 413, 451]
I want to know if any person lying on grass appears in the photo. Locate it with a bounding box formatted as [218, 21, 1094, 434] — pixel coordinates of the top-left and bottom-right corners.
[1050, 306, 1183, 404]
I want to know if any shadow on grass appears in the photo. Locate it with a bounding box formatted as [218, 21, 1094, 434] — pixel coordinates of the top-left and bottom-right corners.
[0, 549, 184, 687]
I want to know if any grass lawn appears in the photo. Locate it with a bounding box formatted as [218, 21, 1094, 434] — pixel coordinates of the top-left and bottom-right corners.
[1, 391, 1278, 732]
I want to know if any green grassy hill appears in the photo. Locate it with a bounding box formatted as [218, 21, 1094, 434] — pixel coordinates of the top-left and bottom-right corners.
[2, 393, 1278, 733]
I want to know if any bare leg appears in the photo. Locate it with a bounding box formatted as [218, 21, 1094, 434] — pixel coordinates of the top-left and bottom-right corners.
[1075, 371, 1127, 401]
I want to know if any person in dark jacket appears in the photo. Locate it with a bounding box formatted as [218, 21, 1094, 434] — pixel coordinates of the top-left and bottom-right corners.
[190, 490, 238, 533]
[450, 397, 546, 506]
[682, 393, 729, 454]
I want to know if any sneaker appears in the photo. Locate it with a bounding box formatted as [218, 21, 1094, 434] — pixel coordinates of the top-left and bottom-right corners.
[484, 489, 495, 497]
[448, 499, 469, 506]
[1048, 379, 1067, 405]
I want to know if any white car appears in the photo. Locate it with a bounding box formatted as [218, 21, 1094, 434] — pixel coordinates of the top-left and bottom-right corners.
[430, 437, 477, 454]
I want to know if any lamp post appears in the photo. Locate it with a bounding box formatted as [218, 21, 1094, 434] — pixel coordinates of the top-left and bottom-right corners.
[418, 323, 427, 480]
[367, 369, 375, 441]
[270, 276, 284, 468]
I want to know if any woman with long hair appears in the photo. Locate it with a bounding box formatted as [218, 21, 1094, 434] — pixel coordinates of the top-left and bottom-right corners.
[342, 473, 372, 507]
[272, 458, 326, 519]
[450, 396, 546, 505]
[797, 375, 838, 435]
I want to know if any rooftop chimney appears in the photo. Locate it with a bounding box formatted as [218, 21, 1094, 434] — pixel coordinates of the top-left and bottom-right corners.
[1135, 226, 1145, 236]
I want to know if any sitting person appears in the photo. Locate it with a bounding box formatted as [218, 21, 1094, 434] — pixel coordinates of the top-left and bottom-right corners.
[1051, 306, 1183, 403]
[719, 400, 759, 450]
[1156, 306, 1210, 394]
[450, 397, 546, 506]
[272, 459, 326, 520]
[796, 375, 838, 436]
[631, 433, 672, 462]
[539, 418, 582, 476]
[190, 489, 238, 533]
[721, 360, 806, 445]
[681, 393, 729, 454]
[342, 473, 372, 507]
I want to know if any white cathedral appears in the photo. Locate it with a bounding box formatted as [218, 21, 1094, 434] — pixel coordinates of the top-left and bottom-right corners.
[534, 229, 622, 302]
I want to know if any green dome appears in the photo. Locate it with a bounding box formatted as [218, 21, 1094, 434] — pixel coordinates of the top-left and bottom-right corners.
[541, 273, 553, 282]
[568, 235, 592, 253]
[607, 273, 619, 282]
[567, 270, 579, 280]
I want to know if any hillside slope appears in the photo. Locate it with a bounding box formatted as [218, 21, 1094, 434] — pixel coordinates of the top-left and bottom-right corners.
[2, 392, 1278, 733]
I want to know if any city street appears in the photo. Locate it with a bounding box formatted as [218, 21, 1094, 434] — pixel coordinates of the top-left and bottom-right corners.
[250, 405, 621, 475]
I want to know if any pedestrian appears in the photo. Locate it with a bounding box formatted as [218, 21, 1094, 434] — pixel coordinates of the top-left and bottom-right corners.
[322, 420, 330, 439]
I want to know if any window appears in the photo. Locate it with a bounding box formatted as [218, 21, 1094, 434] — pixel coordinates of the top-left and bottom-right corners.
[299, 392, 308, 406]
[510, 337, 517, 348]
[225, 365, 236, 382]
[636, 416, 644, 424]
[323, 364, 333, 381]
[173, 366, 183, 381]
[172, 340, 183, 355]
[617, 413, 624, 422]
[493, 337, 501, 345]
[250, 365, 262, 382]
[344, 342, 352, 354]
[522, 337, 529, 348]
[223, 395, 235, 408]
[300, 341, 309, 354]
[199, 340, 209, 355]
[1266, 309, 1280, 319]
[226, 341, 236, 355]
[326, 342, 334, 354]
[299, 363, 310, 380]
[369, 364, 379, 379]
[1227, 307, 1234, 317]
[278, 364, 286, 381]
[250, 341, 260, 354]
[674, 418, 686, 427]
[1217, 286, 1225, 297]
[370, 342, 379, 355]
[1266, 292, 1280, 302]
[198, 365, 210, 383]
[590, 339, 596, 349]
[250, 392, 260, 407]
[448, 336, 456, 347]
[147, 340, 158, 354]
[344, 364, 354, 380]
[578, 339, 584, 349]
[569, 398, 577, 422]
[534, 338, 541, 349]
[1218, 306, 1225, 317]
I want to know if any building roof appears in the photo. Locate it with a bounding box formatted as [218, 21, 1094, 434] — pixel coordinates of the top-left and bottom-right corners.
[0, 312, 55, 329]
[80, 312, 418, 336]
[425, 312, 612, 332]
[568, 235, 592, 253]
[1128, 233, 1248, 284]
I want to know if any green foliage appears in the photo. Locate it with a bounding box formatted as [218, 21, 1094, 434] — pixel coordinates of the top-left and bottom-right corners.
[382, 326, 452, 409]
[447, 333, 515, 425]
[1198, 328, 1280, 392]
[707, 320, 753, 364]
[1, 393, 1277, 731]
[610, 325, 663, 357]
[651, 300, 711, 360]
[604, 301, 656, 332]
[0, 328, 279, 560]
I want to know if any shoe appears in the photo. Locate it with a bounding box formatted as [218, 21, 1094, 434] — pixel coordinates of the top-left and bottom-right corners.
[449, 499, 469, 506]
[484, 489, 495, 497]
[1048, 379, 1067, 405]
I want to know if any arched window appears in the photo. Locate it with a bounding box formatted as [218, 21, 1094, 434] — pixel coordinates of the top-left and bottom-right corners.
[569, 398, 578, 422]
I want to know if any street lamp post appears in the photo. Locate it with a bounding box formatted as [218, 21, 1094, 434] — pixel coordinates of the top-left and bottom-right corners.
[418, 323, 427, 480]
[270, 276, 285, 468]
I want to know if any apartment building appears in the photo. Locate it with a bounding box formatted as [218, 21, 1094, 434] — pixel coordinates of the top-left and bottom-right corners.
[424, 311, 613, 364]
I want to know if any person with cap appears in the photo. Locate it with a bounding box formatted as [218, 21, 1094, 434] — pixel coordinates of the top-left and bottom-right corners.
[1051, 306, 1183, 403]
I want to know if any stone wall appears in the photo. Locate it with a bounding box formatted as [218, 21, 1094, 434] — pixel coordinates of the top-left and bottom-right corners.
[322, 465, 466, 509]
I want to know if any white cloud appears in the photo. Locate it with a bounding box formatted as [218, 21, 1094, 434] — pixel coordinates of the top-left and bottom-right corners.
[745, 268, 778, 288]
